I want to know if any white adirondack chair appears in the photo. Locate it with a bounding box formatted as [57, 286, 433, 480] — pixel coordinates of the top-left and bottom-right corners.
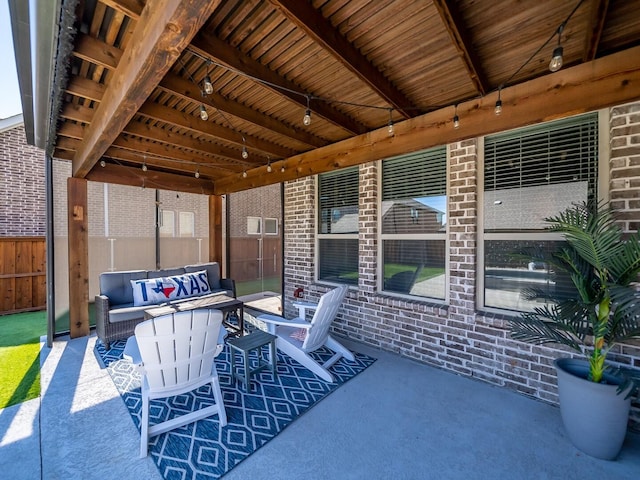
[258, 285, 354, 382]
[132, 309, 228, 457]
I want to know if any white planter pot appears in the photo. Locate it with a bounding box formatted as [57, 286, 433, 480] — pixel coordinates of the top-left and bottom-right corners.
[555, 358, 631, 460]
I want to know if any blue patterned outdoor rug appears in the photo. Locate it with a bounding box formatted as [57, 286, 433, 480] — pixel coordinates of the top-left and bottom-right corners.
[96, 336, 375, 479]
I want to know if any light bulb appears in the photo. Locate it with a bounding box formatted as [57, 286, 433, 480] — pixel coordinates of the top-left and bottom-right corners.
[242, 146, 249, 159]
[494, 99, 502, 115]
[280, 165, 285, 173]
[100, 160, 106, 167]
[303, 109, 311, 126]
[453, 114, 460, 129]
[200, 104, 209, 121]
[203, 75, 213, 95]
[267, 163, 272, 172]
[242, 170, 247, 178]
[195, 170, 200, 179]
[141, 163, 147, 172]
[549, 46, 563, 72]
[388, 123, 394, 136]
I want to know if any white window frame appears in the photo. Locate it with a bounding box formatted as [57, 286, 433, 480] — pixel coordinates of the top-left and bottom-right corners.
[247, 216, 262, 235]
[159, 209, 175, 237]
[178, 211, 195, 237]
[377, 147, 449, 302]
[315, 167, 359, 285]
[264, 217, 278, 235]
[477, 110, 609, 314]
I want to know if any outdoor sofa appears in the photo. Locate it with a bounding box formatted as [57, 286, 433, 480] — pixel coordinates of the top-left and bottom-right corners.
[95, 262, 235, 349]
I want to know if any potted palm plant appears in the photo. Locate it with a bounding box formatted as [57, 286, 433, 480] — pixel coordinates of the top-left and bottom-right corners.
[508, 201, 640, 460]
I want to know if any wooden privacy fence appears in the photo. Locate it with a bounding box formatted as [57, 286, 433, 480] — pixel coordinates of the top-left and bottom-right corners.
[0, 237, 46, 314]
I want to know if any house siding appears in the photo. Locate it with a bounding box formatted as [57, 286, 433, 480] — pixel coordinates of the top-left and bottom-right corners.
[282, 103, 640, 431]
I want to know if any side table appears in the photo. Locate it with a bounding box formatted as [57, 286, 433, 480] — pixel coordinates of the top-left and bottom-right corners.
[227, 330, 277, 390]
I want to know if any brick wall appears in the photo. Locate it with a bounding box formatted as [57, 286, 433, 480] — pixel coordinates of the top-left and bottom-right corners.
[282, 103, 640, 431]
[0, 124, 46, 236]
[610, 102, 640, 232]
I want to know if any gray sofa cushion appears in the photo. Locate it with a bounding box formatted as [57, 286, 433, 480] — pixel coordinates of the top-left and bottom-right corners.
[100, 270, 147, 306]
[108, 303, 150, 323]
[185, 262, 221, 290]
[148, 267, 186, 279]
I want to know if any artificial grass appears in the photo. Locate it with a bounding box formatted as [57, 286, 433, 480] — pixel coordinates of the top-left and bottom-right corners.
[0, 311, 46, 409]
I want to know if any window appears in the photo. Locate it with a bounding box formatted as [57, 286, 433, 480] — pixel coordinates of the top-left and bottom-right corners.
[179, 211, 195, 237]
[264, 218, 278, 235]
[481, 112, 600, 312]
[317, 167, 359, 285]
[380, 147, 447, 299]
[159, 210, 175, 237]
[247, 216, 262, 235]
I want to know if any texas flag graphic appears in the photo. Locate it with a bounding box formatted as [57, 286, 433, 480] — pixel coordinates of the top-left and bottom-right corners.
[151, 280, 176, 299]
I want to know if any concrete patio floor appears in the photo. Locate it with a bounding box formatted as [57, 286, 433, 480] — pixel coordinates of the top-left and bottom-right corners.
[1, 331, 639, 479]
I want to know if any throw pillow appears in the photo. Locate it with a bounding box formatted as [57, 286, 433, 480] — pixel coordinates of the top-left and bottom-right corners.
[131, 270, 211, 306]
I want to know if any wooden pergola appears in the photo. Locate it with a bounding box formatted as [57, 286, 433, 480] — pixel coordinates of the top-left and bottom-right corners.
[9, 0, 640, 340]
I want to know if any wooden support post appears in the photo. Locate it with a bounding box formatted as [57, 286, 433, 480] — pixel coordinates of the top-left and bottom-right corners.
[67, 177, 90, 338]
[209, 195, 223, 264]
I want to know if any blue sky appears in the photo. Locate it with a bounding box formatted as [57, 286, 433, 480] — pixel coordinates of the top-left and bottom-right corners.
[0, 1, 23, 119]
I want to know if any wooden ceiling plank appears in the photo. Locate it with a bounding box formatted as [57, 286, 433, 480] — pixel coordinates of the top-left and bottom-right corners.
[583, 0, 609, 62]
[269, 0, 416, 118]
[72, 33, 122, 70]
[60, 104, 95, 124]
[72, 0, 223, 178]
[137, 100, 296, 158]
[159, 72, 326, 147]
[213, 45, 640, 195]
[85, 162, 215, 195]
[432, 0, 489, 95]
[190, 31, 368, 135]
[58, 122, 86, 140]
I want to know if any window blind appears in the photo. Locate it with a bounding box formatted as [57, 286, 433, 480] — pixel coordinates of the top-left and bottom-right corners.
[382, 147, 446, 200]
[318, 166, 358, 234]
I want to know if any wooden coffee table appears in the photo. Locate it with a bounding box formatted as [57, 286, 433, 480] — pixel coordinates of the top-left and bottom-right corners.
[144, 294, 245, 337]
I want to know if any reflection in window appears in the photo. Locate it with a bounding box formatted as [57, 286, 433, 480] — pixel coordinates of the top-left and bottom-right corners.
[317, 167, 359, 284]
[482, 113, 599, 312]
[380, 147, 447, 299]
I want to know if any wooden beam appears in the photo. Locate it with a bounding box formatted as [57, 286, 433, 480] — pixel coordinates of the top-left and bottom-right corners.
[159, 73, 326, 148]
[122, 121, 258, 165]
[72, 0, 222, 178]
[85, 162, 216, 195]
[269, 0, 416, 118]
[137, 101, 296, 158]
[213, 46, 640, 195]
[72, 33, 122, 70]
[583, 0, 609, 62]
[67, 177, 89, 338]
[432, 0, 489, 95]
[100, 0, 145, 19]
[65, 76, 107, 103]
[208, 195, 223, 264]
[190, 31, 368, 135]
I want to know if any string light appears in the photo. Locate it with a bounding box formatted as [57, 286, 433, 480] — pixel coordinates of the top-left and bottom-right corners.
[242, 170, 247, 178]
[387, 108, 394, 136]
[494, 87, 503, 115]
[303, 95, 312, 126]
[241, 137, 249, 159]
[141, 162, 147, 172]
[195, 169, 200, 179]
[453, 104, 460, 129]
[199, 104, 209, 121]
[100, 160, 106, 167]
[203, 60, 213, 95]
[280, 165, 285, 173]
[549, 24, 564, 72]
